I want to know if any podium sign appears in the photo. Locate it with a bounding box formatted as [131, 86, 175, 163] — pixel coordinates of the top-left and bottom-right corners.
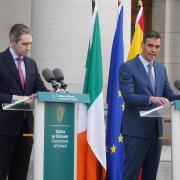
[44, 102, 74, 180]
[34, 92, 90, 180]
[140, 100, 180, 180]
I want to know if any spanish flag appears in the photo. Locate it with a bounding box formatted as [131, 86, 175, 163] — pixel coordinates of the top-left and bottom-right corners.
[127, 3, 144, 180]
[127, 5, 144, 60]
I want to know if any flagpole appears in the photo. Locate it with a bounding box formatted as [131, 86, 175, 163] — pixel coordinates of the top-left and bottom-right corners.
[118, 0, 121, 6]
[138, 0, 143, 7]
[137, 2, 143, 180]
[138, 0, 143, 13]
[92, 0, 95, 13]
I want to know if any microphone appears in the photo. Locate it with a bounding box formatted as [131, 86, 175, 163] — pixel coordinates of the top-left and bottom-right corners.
[42, 68, 60, 90]
[174, 80, 180, 91]
[52, 68, 69, 93]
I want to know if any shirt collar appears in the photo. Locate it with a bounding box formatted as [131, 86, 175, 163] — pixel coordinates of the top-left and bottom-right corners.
[9, 47, 23, 60]
[139, 54, 153, 67]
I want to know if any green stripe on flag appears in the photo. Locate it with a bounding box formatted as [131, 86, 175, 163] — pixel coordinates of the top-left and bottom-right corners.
[83, 12, 103, 108]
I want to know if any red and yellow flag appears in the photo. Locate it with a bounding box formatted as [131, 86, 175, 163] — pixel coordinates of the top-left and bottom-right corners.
[127, 3, 144, 180]
[127, 5, 144, 60]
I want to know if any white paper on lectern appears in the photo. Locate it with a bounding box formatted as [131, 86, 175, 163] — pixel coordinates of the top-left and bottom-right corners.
[140, 102, 173, 118]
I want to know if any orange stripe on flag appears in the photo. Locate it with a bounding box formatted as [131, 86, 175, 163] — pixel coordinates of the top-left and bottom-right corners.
[77, 131, 104, 180]
[77, 131, 87, 180]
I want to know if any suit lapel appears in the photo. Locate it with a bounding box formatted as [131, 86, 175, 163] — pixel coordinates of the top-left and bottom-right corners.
[3, 49, 24, 91]
[23, 57, 30, 93]
[153, 61, 160, 96]
[135, 57, 155, 95]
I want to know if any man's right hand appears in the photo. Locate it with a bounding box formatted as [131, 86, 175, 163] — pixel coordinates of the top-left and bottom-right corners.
[13, 95, 27, 101]
[149, 96, 170, 106]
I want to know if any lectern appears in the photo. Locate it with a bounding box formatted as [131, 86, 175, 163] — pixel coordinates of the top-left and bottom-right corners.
[2, 91, 89, 180]
[140, 100, 180, 180]
[34, 92, 90, 180]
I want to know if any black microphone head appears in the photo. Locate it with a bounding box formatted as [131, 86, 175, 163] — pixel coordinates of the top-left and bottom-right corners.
[42, 68, 55, 83]
[174, 80, 180, 91]
[53, 68, 64, 82]
[53, 68, 68, 90]
[42, 68, 60, 90]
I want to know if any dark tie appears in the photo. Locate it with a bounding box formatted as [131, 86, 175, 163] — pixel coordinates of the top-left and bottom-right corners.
[17, 58, 25, 88]
[147, 63, 155, 93]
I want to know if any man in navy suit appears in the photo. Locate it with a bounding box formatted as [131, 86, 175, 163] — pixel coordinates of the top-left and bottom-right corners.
[0, 24, 47, 180]
[119, 31, 180, 180]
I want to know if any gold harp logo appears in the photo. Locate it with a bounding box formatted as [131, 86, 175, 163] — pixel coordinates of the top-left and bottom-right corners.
[56, 105, 65, 123]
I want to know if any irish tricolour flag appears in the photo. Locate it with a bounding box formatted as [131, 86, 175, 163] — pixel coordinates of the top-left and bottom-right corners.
[77, 4, 106, 180]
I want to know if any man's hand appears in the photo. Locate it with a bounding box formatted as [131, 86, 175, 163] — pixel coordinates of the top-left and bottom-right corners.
[13, 94, 37, 104]
[29, 93, 37, 100]
[13, 95, 28, 101]
[149, 96, 170, 106]
[55, 88, 66, 93]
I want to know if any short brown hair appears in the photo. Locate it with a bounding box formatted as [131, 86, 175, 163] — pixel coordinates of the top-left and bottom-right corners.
[9, 24, 32, 43]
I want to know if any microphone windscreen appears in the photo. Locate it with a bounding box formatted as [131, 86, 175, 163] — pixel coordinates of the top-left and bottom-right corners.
[42, 68, 55, 83]
[53, 68, 64, 82]
[174, 80, 180, 91]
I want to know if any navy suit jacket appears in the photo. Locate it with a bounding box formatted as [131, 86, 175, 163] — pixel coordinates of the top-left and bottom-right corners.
[0, 48, 47, 135]
[119, 55, 180, 137]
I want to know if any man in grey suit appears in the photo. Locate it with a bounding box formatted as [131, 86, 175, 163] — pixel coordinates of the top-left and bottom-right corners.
[0, 24, 47, 180]
[119, 31, 180, 180]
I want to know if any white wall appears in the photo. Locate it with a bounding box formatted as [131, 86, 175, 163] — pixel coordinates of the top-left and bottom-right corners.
[0, 0, 31, 51]
[31, 0, 131, 100]
[152, 0, 180, 91]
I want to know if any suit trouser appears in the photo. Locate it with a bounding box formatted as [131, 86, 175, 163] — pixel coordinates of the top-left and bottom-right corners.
[0, 135, 33, 180]
[123, 132, 162, 180]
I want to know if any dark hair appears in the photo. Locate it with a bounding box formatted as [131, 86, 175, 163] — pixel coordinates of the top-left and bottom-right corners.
[143, 31, 161, 43]
[9, 24, 32, 43]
